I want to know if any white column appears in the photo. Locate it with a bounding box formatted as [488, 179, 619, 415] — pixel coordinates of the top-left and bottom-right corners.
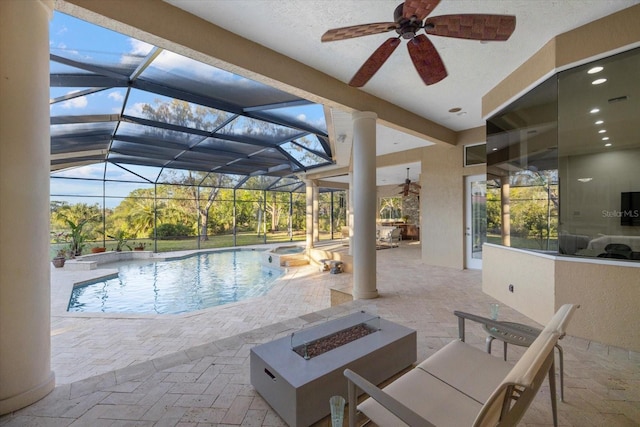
[348, 174, 354, 255]
[0, 0, 56, 414]
[352, 112, 378, 299]
[312, 184, 319, 243]
[305, 180, 314, 250]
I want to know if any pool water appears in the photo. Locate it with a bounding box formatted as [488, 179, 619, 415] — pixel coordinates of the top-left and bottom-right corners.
[68, 250, 283, 314]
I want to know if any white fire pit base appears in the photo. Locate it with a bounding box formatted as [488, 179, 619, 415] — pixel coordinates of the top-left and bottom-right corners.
[250, 311, 417, 427]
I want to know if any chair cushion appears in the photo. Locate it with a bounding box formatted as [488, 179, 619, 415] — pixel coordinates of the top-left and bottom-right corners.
[358, 367, 482, 427]
[416, 340, 513, 403]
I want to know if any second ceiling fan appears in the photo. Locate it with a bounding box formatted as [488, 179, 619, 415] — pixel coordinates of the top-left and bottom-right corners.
[321, 0, 516, 87]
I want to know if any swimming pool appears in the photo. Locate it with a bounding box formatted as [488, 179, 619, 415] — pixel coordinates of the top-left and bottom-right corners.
[68, 250, 283, 314]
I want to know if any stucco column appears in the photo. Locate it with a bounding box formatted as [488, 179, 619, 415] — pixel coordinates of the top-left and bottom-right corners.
[312, 184, 319, 243]
[348, 173, 354, 255]
[352, 112, 378, 299]
[0, 0, 56, 414]
[305, 179, 315, 250]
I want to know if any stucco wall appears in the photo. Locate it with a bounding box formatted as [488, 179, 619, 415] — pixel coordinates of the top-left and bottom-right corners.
[483, 244, 556, 322]
[421, 144, 465, 268]
[555, 259, 640, 352]
[483, 244, 640, 352]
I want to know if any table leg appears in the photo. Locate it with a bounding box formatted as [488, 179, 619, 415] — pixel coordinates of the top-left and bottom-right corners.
[485, 336, 494, 354]
[556, 344, 564, 402]
[548, 360, 558, 427]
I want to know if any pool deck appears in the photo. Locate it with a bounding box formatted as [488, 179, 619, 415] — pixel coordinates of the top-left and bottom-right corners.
[1, 241, 639, 426]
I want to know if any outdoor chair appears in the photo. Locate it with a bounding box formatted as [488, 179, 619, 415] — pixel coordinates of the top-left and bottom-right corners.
[344, 304, 578, 427]
[377, 227, 401, 248]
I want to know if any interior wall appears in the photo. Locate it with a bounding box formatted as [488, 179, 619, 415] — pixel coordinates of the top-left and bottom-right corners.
[560, 149, 640, 237]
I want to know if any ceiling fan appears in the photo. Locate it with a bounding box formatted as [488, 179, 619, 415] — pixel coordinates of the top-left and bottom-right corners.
[321, 0, 516, 87]
[399, 168, 421, 197]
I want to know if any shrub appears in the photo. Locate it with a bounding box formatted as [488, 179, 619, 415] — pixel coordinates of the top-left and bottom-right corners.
[154, 223, 193, 240]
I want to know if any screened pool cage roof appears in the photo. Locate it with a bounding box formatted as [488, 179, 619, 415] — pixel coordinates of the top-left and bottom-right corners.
[50, 12, 333, 192]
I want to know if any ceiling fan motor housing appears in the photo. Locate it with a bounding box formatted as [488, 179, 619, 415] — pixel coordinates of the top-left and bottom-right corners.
[394, 3, 421, 39]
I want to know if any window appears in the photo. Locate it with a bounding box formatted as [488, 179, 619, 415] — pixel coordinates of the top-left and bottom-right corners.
[464, 143, 487, 166]
[487, 47, 640, 261]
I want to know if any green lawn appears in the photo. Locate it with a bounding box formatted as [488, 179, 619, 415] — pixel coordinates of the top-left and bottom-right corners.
[50, 230, 342, 258]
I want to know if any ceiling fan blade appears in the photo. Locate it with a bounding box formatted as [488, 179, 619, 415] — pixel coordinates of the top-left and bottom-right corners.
[349, 38, 401, 87]
[402, 0, 441, 21]
[407, 34, 447, 85]
[424, 14, 516, 41]
[321, 22, 398, 42]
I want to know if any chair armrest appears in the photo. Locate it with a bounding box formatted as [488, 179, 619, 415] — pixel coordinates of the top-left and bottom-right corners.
[344, 369, 435, 427]
[453, 311, 539, 342]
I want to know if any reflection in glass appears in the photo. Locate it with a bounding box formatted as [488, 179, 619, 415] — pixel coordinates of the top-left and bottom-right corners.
[487, 47, 640, 261]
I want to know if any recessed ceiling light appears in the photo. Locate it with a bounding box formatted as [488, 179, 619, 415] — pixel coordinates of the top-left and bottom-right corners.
[492, 148, 498, 151]
[595, 120, 604, 125]
[605, 143, 612, 147]
[602, 137, 610, 140]
[448, 107, 462, 113]
[592, 78, 607, 85]
[577, 178, 593, 182]
[590, 108, 600, 114]
[588, 66, 604, 74]
[598, 129, 607, 134]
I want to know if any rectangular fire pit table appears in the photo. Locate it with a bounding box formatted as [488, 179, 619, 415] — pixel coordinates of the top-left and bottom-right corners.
[250, 311, 417, 427]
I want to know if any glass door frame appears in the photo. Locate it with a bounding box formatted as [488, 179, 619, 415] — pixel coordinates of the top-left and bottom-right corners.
[465, 174, 486, 269]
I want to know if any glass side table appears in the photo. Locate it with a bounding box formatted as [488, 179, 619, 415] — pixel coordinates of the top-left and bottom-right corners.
[483, 321, 566, 401]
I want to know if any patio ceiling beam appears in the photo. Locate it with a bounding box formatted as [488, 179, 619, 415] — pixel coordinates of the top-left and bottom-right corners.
[245, 111, 328, 138]
[50, 53, 129, 81]
[132, 79, 244, 115]
[50, 73, 127, 88]
[50, 88, 110, 105]
[52, 114, 120, 125]
[274, 145, 305, 171]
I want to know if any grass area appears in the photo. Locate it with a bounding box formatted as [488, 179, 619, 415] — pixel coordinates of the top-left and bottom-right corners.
[50, 230, 341, 258]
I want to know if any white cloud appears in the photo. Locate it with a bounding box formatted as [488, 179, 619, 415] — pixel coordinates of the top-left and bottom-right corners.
[108, 91, 124, 102]
[126, 102, 146, 116]
[129, 38, 153, 56]
[296, 113, 307, 122]
[60, 96, 88, 109]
